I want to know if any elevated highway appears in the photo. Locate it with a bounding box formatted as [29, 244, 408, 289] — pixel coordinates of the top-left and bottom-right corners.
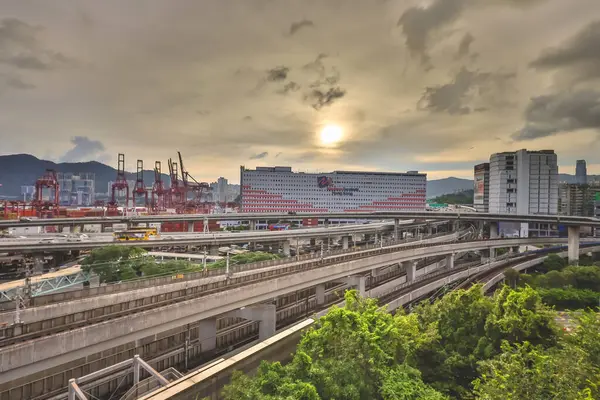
[0, 220, 442, 253]
[1, 235, 596, 385]
[1, 211, 599, 229]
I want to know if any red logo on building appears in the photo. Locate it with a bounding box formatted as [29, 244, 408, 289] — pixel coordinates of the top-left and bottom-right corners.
[317, 176, 333, 188]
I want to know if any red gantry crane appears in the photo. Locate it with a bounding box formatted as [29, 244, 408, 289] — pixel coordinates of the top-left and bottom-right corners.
[32, 169, 60, 218]
[151, 161, 167, 213]
[177, 151, 211, 213]
[132, 159, 149, 208]
[108, 153, 129, 213]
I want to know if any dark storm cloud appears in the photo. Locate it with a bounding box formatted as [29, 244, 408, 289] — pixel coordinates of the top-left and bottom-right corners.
[308, 87, 346, 110]
[514, 90, 600, 140]
[457, 32, 474, 59]
[249, 151, 269, 160]
[397, 0, 465, 64]
[530, 20, 600, 81]
[419, 68, 474, 115]
[266, 66, 289, 82]
[60, 136, 107, 162]
[289, 19, 314, 35]
[418, 67, 516, 115]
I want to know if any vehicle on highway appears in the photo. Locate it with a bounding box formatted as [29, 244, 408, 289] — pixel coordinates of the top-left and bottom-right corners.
[268, 223, 290, 231]
[113, 228, 158, 241]
[128, 226, 160, 237]
[67, 233, 89, 242]
[38, 238, 58, 244]
[19, 217, 33, 222]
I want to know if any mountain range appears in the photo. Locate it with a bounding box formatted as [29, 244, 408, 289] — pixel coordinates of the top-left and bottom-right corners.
[0, 154, 595, 201]
[0, 154, 171, 200]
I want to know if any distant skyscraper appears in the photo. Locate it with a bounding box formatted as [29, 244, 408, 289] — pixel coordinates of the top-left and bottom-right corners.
[576, 160, 587, 185]
[473, 163, 489, 213]
[488, 149, 558, 237]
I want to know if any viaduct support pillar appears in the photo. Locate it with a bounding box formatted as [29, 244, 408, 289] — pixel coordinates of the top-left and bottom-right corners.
[198, 318, 217, 352]
[316, 284, 326, 306]
[446, 253, 455, 269]
[452, 221, 460, 232]
[282, 241, 290, 257]
[394, 218, 399, 240]
[568, 225, 580, 265]
[343, 276, 366, 297]
[229, 304, 276, 340]
[208, 245, 219, 256]
[249, 220, 256, 231]
[403, 260, 417, 282]
[187, 221, 194, 233]
[490, 221, 499, 239]
[342, 236, 349, 250]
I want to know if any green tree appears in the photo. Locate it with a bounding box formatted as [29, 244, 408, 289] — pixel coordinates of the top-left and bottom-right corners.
[473, 341, 598, 400]
[296, 291, 419, 399]
[209, 251, 281, 270]
[410, 285, 494, 397]
[503, 268, 520, 289]
[569, 310, 600, 368]
[540, 254, 567, 273]
[537, 288, 600, 310]
[81, 245, 149, 283]
[380, 365, 447, 400]
[483, 286, 559, 352]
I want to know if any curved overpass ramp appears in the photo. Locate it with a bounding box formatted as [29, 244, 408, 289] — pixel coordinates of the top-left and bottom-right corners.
[0, 236, 597, 384]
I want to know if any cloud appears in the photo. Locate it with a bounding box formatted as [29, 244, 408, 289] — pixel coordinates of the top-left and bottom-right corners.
[1, 0, 600, 182]
[0, 18, 39, 47]
[5, 75, 34, 89]
[280, 81, 300, 94]
[418, 67, 516, 115]
[0, 73, 34, 91]
[289, 19, 314, 35]
[457, 32, 474, 59]
[60, 136, 107, 162]
[249, 151, 269, 160]
[0, 18, 75, 71]
[513, 90, 600, 140]
[397, 0, 465, 65]
[308, 86, 346, 110]
[266, 66, 289, 82]
[530, 20, 600, 82]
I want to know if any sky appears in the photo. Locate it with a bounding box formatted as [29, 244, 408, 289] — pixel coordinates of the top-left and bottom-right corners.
[1, 0, 600, 183]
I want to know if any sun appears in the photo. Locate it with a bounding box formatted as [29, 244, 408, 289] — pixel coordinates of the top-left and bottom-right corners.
[320, 124, 343, 146]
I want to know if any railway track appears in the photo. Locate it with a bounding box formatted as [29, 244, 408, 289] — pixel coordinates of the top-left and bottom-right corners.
[0, 236, 463, 347]
[0, 255, 444, 347]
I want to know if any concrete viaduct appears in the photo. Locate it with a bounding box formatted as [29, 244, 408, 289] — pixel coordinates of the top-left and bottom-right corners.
[1, 235, 596, 386]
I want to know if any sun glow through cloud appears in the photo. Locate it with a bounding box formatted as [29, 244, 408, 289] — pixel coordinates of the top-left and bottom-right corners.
[319, 124, 343, 146]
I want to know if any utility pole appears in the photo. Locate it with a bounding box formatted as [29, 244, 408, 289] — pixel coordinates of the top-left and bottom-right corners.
[226, 251, 230, 275]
